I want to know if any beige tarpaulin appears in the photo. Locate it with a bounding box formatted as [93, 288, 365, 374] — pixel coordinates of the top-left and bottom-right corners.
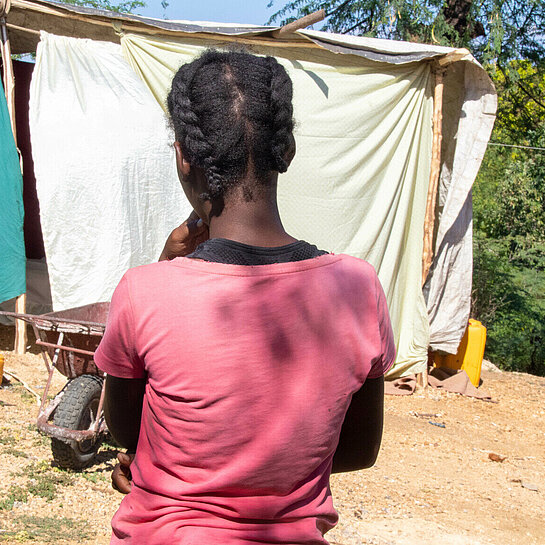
[121, 33, 433, 377]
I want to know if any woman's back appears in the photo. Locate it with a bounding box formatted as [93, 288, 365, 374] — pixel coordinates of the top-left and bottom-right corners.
[96, 253, 393, 544]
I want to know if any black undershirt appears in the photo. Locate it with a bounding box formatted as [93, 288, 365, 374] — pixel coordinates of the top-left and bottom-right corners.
[187, 238, 328, 266]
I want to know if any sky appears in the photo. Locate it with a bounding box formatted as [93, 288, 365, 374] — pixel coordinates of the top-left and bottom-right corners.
[137, 1, 281, 26]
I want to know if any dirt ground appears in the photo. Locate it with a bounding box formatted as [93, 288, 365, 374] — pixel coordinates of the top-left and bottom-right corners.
[0, 324, 544, 545]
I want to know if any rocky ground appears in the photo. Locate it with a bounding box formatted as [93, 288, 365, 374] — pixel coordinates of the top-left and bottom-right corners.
[0, 325, 543, 544]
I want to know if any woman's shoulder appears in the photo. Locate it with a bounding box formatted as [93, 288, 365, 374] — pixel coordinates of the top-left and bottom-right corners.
[334, 253, 378, 276]
[118, 260, 189, 294]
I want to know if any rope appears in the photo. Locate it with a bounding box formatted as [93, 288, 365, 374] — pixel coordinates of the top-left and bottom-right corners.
[488, 142, 545, 152]
[112, 20, 124, 37]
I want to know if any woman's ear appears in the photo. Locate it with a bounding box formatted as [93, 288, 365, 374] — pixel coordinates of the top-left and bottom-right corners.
[174, 141, 191, 179]
[283, 133, 296, 168]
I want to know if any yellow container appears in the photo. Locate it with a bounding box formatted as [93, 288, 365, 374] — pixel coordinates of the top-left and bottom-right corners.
[0, 354, 4, 384]
[434, 319, 487, 387]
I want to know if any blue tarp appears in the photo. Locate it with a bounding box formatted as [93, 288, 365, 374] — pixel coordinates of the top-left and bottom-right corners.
[0, 89, 25, 304]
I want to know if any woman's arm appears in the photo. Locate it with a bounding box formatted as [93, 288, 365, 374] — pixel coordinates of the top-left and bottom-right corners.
[106, 212, 206, 446]
[331, 376, 384, 473]
[103, 375, 146, 453]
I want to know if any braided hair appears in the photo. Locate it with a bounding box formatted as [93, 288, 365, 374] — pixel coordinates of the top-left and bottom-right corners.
[167, 50, 295, 201]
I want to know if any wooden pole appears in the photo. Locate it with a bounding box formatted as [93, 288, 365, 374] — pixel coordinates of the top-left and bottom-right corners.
[418, 64, 446, 389]
[1, 1, 27, 354]
[272, 9, 326, 38]
[422, 65, 446, 286]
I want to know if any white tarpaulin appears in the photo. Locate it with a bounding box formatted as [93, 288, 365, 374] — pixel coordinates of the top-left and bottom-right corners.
[5, 0, 496, 375]
[25, 20, 496, 377]
[29, 32, 190, 311]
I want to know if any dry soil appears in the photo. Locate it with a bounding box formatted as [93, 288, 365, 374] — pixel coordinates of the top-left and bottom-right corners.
[0, 325, 543, 544]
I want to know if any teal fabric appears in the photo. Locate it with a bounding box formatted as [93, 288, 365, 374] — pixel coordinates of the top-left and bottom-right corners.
[0, 89, 25, 304]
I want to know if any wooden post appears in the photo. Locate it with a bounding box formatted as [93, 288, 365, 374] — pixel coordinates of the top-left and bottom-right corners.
[418, 53, 470, 387]
[418, 64, 447, 389]
[1, 1, 27, 354]
[422, 65, 446, 286]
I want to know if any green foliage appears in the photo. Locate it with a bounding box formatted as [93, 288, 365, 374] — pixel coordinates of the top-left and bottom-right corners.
[25, 461, 75, 501]
[267, 0, 545, 66]
[3, 447, 29, 458]
[472, 124, 545, 375]
[0, 485, 28, 511]
[492, 61, 545, 143]
[472, 232, 545, 375]
[80, 470, 108, 483]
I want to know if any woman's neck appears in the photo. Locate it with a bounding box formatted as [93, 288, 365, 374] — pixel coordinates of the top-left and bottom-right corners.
[207, 183, 297, 247]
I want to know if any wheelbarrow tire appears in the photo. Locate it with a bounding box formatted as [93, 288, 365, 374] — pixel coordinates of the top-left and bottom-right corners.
[51, 374, 104, 470]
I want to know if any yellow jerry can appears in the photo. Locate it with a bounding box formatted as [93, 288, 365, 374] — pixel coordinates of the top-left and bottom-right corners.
[433, 319, 487, 387]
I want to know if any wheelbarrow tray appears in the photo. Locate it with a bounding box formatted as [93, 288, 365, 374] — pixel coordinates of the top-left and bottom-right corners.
[37, 302, 109, 379]
[1, 302, 109, 378]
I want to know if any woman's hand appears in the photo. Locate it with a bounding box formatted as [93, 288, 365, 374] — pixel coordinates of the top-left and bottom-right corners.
[159, 212, 209, 261]
[112, 452, 134, 494]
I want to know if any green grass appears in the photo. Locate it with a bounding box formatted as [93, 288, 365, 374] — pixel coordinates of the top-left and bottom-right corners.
[0, 515, 92, 542]
[3, 447, 28, 458]
[25, 462, 74, 501]
[80, 470, 108, 484]
[0, 485, 28, 511]
[12, 384, 36, 405]
[0, 462, 77, 516]
[25, 424, 49, 448]
[0, 433, 16, 445]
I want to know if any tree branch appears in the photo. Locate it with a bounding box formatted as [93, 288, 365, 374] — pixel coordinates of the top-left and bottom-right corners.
[515, 80, 545, 110]
[326, 0, 352, 18]
[341, 17, 369, 34]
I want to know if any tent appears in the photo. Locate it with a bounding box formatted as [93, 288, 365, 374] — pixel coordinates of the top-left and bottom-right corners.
[0, 0, 497, 378]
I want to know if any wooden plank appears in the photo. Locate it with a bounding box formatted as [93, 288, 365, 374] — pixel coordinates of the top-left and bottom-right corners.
[14, 294, 27, 354]
[272, 9, 325, 38]
[438, 48, 470, 67]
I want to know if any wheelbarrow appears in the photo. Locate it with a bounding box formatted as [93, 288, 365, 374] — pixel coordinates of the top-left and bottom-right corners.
[1, 303, 110, 469]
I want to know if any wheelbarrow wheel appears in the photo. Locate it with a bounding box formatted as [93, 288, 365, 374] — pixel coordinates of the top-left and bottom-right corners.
[51, 374, 104, 470]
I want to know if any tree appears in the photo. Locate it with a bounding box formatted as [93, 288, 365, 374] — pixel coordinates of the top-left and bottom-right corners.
[267, 0, 545, 66]
[470, 80, 545, 375]
[493, 61, 545, 142]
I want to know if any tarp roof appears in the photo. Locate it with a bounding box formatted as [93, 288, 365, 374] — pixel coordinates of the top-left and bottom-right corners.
[8, 0, 458, 64]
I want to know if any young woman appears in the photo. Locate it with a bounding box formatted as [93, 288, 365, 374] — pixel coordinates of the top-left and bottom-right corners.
[95, 50, 395, 545]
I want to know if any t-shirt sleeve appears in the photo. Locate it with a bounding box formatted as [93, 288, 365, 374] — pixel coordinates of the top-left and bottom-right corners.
[367, 273, 396, 379]
[94, 274, 145, 379]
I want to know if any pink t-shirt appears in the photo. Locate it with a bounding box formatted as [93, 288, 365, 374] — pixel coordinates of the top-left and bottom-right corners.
[95, 254, 395, 544]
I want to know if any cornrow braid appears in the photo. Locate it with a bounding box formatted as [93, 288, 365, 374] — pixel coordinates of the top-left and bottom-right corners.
[167, 49, 296, 201]
[167, 58, 225, 200]
[267, 56, 294, 174]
